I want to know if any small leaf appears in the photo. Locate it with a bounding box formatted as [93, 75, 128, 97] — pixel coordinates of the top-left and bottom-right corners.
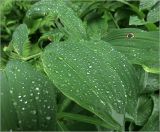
[4, 60, 57, 131]
[26, 0, 86, 39]
[102, 28, 159, 73]
[42, 40, 139, 130]
[147, 2, 160, 23]
[12, 24, 29, 56]
[136, 95, 153, 126]
[140, 95, 159, 131]
[139, 0, 159, 10]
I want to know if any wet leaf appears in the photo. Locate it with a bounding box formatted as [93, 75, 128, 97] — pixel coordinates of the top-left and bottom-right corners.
[0, 71, 18, 131]
[12, 24, 30, 56]
[147, 2, 160, 23]
[4, 60, 57, 131]
[139, 0, 159, 10]
[136, 95, 153, 126]
[42, 40, 139, 130]
[26, 0, 86, 39]
[140, 95, 159, 131]
[102, 28, 159, 73]
[142, 72, 160, 93]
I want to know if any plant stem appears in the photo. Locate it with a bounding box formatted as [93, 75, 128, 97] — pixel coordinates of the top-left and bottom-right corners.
[57, 112, 113, 129]
[22, 52, 41, 61]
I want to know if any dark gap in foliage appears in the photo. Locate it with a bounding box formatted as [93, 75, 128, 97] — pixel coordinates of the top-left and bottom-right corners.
[29, 30, 42, 44]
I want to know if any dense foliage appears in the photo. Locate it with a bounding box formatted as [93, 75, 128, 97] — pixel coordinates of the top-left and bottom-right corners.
[0, 0, 159, 131]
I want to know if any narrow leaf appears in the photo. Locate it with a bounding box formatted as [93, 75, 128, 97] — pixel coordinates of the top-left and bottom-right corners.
[12, 24, 29, 56]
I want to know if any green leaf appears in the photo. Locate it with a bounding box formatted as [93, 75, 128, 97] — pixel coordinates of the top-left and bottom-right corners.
[140, 95, 159, 131]
[4, 60, 57, 131]
[87, 13, 109, 40]
[12, 24, 30, 56]
[42, 40, 139, 130]
[26, 0, 86, 39]
[0, 71, 18, 131]
[102, 28, 160, 73]
[139, 0, 159, 10]
[136, 95, 153, 126]
[129, 16, 147, 26]
[142, 72, 160, 93]
[147, 2, 160, 23]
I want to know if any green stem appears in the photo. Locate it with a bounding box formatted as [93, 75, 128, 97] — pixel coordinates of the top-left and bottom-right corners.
[57, 112, 114, 129]
[57, 121, 69, 131]
[22, 52, 41, 61]
[109, 12, 120, 29]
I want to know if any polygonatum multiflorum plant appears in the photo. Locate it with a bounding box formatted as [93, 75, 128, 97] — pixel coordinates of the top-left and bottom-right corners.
[0, 0, 159, 131]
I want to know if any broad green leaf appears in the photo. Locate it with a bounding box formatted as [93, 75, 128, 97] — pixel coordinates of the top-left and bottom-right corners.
[139, 0, 159, 10]
[147, 2, 160, 23]
[26, 0, 86, 39]
[0, 71, 18, 131]
[42, 40, 139, 130]
[12, 24, 29, 56]
[136, 95, 153, 126]
[140, 95, 159, 131]
[4, 60, 56, 131]
[102, 28, 160, 73]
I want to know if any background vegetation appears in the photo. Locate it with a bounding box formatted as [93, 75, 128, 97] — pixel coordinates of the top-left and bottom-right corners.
[0, 0, 159, 131]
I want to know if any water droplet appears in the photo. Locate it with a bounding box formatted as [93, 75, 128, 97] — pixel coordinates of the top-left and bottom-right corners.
[46, 116, 51, 120]
[18, 120, 22, 124]
[87, 72, 90, 75]
[32, 81, 35, 84]
[89, 66, 92, 68]
[10, 90, 13, 94]
[31, 110, 36, 115]
[22, 107, 25, 110]
[18, 95, 21, 98]
[35, 87, 39, 91]
[24, 101, 27, 104]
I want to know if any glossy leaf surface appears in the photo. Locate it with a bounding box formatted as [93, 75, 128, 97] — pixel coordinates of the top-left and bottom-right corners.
[0, 71, 18, 131]
[42, 40, 139, 130]
[12, 24, 29, 56]
[102, 28, 159, 73]
[4, 60, 57, 131]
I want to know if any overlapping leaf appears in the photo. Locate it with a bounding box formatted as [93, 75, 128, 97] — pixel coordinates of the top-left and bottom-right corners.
[12, 24, 30, 56]
[42, 40, 139, 130]
[102, 28, 159, 73]
[139, 0, 159, 10]
[0, 71, 18, 131]
[3, 60, 56, 131]
[140, 95, 159, 131]
[147, 2, 160, 23]
[136, 95, 153, 125]
[26, 0, 86, 39]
